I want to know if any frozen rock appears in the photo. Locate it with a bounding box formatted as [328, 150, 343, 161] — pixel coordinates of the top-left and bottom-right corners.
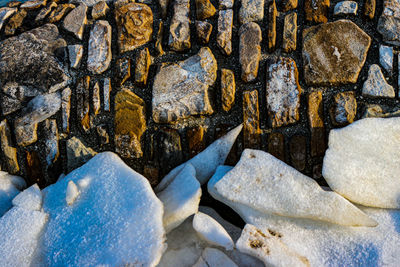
[157, 164, 201, 233]
[323, 117, 400, 209]
[193, 212, 234, 250]
[66, 180, 80, 205]
[68, 44, 83, 69]
[169, 0, 190, 51]
[155, 124, 242, 192]
[362, 64, 395, 98]
[379, 45, 393, 75]
[0, 7, 16, 31]
[210, 150, 377, 227]
[378, 0, 400, 45]
[12, 184, 42, 211]
[63, 3, 87, 40]
[41, 152, 165, 266]
[239, 0, 264, 24]
[87, 20, 112, 74]
[152, 47, 217, 123]
[237, 224, 309, 267]
[334, 1, 358, 16]
[193, 248, 238, 267]
[0, 171, 26, 216]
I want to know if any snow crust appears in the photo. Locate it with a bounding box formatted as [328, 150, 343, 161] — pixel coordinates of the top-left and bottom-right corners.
[0, 171, 26, 216]
[12, 184, 42, 211]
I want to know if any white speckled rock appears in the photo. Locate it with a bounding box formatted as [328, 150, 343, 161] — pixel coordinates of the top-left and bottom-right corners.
[87, 20, 112, 74]
[379, 45, 393, 75]
[193, 248, 238, 267]
[362, 64, 395, 98]
[239, 0, 264, 24]
[334, 1, 358, 16]
[323, 117, 400, 209]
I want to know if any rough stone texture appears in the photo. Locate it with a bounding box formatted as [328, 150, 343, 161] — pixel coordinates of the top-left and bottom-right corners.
[61, 87, 71, 133]
[169, 0, 191, 51]
[115, 3, 153, 53]
[330, 91, 357, 126]
[364, 0, 375, 19]
[266, 57, 302, 128]
[363, 104, 400, 119]
[4, 9, 27, 36]
[91, 1, 109, 19]
[334, 1, 358, 16]
[14, 92, 61, 147]
[187, 126, 206, 158]
[0, 24, 69, 94]
[302, 20, 371, 86]
[219, 0, 233, 9]
[35, 2, 57, 22]
[159, 0, 169, 18]
[239, 22, 262, 83]
[0, 8, 16, 32]
[66, 136, 97, 172]
[279, 0, 297, 11]
[6, 1, 21, 8]
[196, 21, 213, 44]
[308, 91, 326, 158]
[362, 64, 395, 98]
[96, 125, 109, 145]
[116, 57, 130, 86]
[92, 82, 101, 116]
[217, 9, 233, 55]
[152, 47, 217, 123]
[26, 150, 45, 186]
[43, 119, 59, 166]
[196, 0, 216, 20]
[221, 69, 235, 112]
[304, 0, 329, 23]
[289, 135, 306, 172]
[20, 0, 46, 10]
[48, 4, 75, 23]
[103, 78, 111, 111]
[378, 0, 400, 45]
[135, 47, 151, 85]
[0, 120, 19, 174]
[268, 0, 277, 52]
[115, 88, 146, 159]
[63, 3, 87, 40]
[379, 45, 393, 75]
[87, 20, 112, 74]
[243, 90, 261, 149]
[239, 0, 264, 24]
[68, 44, 83, 69]
[155, 21, 164, 56]
[1, 82, 41, 116]
[268, 132, 285, 162]
[282, 12, 297, 53]
[76, 76, 91, 132]
[156, 128, 183, 171]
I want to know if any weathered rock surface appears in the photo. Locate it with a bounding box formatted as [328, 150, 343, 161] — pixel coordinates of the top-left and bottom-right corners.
[196, 21, 212, 44]
[239, 0, 264, 24]
[135, 47, 151, 85]
[103, 78, 111, 111]
[268, 0, 277, 51]
[152, 47, 217, 123]
[115, 3, 153, 53]
[308, 91, 326, 157]
[330, 91, 357, 126]
[196, 0, 216, 19]
[4, 9, 27, 36]
[282, 12, 297, 53]
[116, 57, 130, 86]
[239, 22, 262, 82]
[115, 88, 146, 159]
[303, 20, 371, 86]
[92, 82, 101, 116]
[35, 2, 57, 22]
[243, 90, 261, 149]
[221, 69, 235, 112]
[76, 76, 91, 132]
[219, 0, 234, 9]
[63, 3, 87, 40]
[155, 21, 164, 56]
[266, 57, 302, 128]
[323, 117, 400, 209]
[379, 45, 393, 75]
[169, 0, 191, 51]
[87, 20, 112, 74]
[1, 82, 41, 116]
[0, 7, 17, 32]
[364, 0, 375, 19]
[378, 0, 400, 45]
[0, 120, 19, 174]
[279, 0, 297, 11]
[91, 1, 109, 19]
[362, 64, 395, 98]
[363, 104, 400, 119]
[43, 119, 59, 166]
[334, 1, 357, 16]
[66, 136, 97, 172]
[48, 4, 75, 23]
[68, 44, 83, 69]
[304, 0, 329, 23]
[61, 87, 71, 133]
[20, 0, 46, 9]
[217, 9, 233, 55]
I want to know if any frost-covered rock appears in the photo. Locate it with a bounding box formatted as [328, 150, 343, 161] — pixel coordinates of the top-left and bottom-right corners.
[12, 184, 42, 211]
[155, 124, 242, 192]
[40, 152, 165, 266]
[210, 149, 377, 227]
[193, 212, 234, 250]
[0, 171, 26, 216]
[323, 117, 400, 209]
[193, 247, 238, 267]
[157, 164, 201, 233]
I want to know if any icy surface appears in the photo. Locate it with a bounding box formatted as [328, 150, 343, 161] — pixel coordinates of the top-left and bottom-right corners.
[193, 247, 238, 267]
[323, 117, 400, 208]
[155, 124, 242, 192]
[193, 212, 234, 250]
[12, 184, 42, 211]
[157, 163, 201, 233]
[0, 171, 26, 216]
[208, 166, 400, 267]
[212, 149, 376, 226]
[40, 152, 165, 266]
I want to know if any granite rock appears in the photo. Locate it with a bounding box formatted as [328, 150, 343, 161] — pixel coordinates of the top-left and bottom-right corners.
[239, 0, 264, 24]
[239, 22, 262, 82]
[333, 1, 358, 16]
[217, 9, 233, 55]
[87, 20, 112, 74]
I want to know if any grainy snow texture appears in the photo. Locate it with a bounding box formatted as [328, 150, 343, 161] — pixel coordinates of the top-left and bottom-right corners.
[209, 166, 400, 266]
[157, 163, 201, 233]
[323, 117, 400, 208]
[12, 184, 42, 211]
[0, 171, 26, 216]
[193, 212, 234, 250]
[40, 152, 165, 266]
[211, 149, 376, 227]
[155, 124, 242, 192]
[193, 247, 238, 267]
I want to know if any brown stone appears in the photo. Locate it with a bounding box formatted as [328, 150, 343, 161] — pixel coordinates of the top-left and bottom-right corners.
[239, 0, 265, 24]
[196, 21, 213, 44]
[35, 2, 57, 22]
[48, 4, 75, 23]
[364, 0, 375, 19]
[268, 0, 277, 52]
[92, 81, 101, 117]
[76, 76, 91, 132]
[196, 0, 216, 20]
[26, 150, 45, 187]
[0, 120, 19, 174]
[330, 91, 357, 126]
[143, 165, 160, 187]
[279, 0, 297, 12]
[187, 126, 206, 158]
[268, 132, 285, 162]
[266, 57, 302, 128]
[243, 90, 261, 149]
[289, 135, 306, 172]
[115, 3, 153, 54]
[115, 88, 146, 158]
[92, 1, 109, 19]
[20, 0, 46, 10]
[169, 0, 191, 51]
[96, 126, 109, 145]
[304, 0, 329, 23]
[282, 12, 297, 53]
[63, 3, 87, 40]
[155, 21, 164, 56]
[7, 1, 21, 8]
[308, 91, 326, 157]
[221, 68, 235, 112]
[239, 22, 262, 82]
[116, 57, 131, 86]
[302, 20, 371, 86]
[217, 9, 233, 55]
[135, 47, 151, 85]
[4, 9, 27, 36]
[156, 128, 183, 172]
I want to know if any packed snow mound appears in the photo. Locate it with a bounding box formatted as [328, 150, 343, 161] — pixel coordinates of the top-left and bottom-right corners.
[40, 152, 165, 267]
[12, 184, 42, 211]
[0, 171, 26, 216]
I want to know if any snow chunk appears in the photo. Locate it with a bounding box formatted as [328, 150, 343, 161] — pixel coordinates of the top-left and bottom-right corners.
[12, 184, 42, 211]
[157, 163, 201, 233]
[211, 149, 377, 227]
[0, 207, 48, 267]
[66, 180, 80, 206]
[41, 152, 165, 266]
[193, 212, 234, 250]
[193, 247, 238, 267]
[0, 171, 26, 216]
[323, 117, 400, 208]
[155, 124, 242, 192]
